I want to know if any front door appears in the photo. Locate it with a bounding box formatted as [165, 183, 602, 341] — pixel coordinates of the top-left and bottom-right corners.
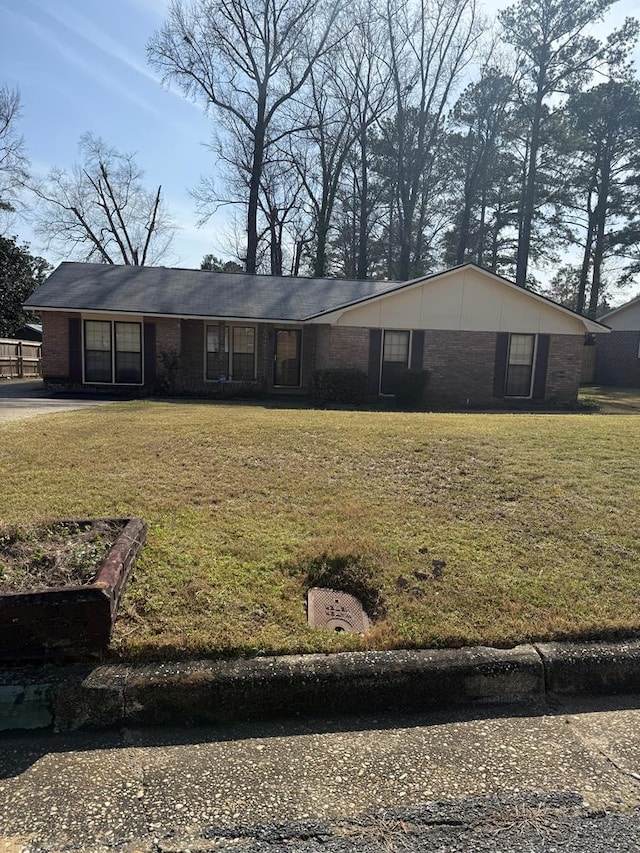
[274, 329, 301, 387]
[380, 330, 410, 394]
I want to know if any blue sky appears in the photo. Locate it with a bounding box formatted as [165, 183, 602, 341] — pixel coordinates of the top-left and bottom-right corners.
[1, 0, 220, 267]
[1, 0, 639, 273]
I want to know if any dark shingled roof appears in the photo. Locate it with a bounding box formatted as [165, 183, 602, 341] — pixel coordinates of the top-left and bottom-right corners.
[25, 262, 405, 321]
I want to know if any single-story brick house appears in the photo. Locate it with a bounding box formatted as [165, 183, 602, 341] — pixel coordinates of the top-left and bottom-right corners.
[24, 262, 608, 404]
[594, 295, 640, 387]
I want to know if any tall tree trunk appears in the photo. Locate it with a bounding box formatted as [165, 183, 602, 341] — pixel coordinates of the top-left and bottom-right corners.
[457, 195, 474, 265]
[490, 202, 503, 273]
[357, 127, 369, 279]
[313, 215, 329, 278]
[246, 98, 267, 274]
[387, 197, 395, 279]
[588, 155, 611, 319]
[292, 238, 303, 276]
[576, 216, 595, 315]
[269, 207, 284, 276]
[476, 189, 487, 267]
[456, 131, 478, 264]
[515, 83, 544, 288]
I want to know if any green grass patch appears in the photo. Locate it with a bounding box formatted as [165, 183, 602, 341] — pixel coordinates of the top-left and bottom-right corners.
[1, 401, 639, 659]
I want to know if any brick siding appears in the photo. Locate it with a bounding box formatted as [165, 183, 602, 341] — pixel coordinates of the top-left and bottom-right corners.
[545, 335, 584, 400]
[153, 318, 181, 360]
[595, 331, 640, 387]
[316, 327, 582, 404]
[420, 330, 497, 403]
[41, 311, 72, 381]
[314, 326, 370, 372]
[40, 311, 584, 403]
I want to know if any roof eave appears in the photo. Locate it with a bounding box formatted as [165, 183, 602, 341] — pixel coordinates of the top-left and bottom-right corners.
[24, 304, 306, 324]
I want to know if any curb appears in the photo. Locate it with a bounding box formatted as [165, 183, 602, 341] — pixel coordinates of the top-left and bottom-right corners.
[2, 640, 640, 733]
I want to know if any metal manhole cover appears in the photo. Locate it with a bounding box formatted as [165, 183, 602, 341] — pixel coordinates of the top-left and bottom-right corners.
[307, 587, 370, 634]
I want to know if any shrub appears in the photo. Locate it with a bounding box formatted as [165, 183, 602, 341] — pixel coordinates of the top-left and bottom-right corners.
[310, 368, 368, 405]
[394, 368, 429, 409]
[155, 349, 181, 396]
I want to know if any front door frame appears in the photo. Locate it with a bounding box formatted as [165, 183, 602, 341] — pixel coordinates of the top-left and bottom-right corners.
[274, 327, 302, 388]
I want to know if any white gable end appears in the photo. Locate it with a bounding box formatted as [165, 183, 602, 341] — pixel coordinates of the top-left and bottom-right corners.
[601, 298, 640, 331]
[318, 267, 601, 335]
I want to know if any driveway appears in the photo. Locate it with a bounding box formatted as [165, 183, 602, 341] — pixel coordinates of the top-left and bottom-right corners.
[0, 379, 114, 423]
[579, 385, 640, 413]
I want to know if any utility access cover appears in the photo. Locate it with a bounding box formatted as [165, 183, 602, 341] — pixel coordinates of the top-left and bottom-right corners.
[307, 587, 370, 634]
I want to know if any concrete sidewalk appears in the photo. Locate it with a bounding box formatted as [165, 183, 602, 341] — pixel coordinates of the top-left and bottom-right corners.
[2, 639, 640, 733]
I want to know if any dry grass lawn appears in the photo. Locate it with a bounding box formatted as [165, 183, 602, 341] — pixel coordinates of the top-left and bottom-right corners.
[1, 400, 639, 660]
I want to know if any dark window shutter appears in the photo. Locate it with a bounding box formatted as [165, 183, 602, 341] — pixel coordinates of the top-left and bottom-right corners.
[143, 322, 156, 386]
[532, 334, 550, 399]
[69, 317, 82, 382]
[410, 330, 425, 370]
[493, 332, 509, 398]
[368, 329, 382, 394]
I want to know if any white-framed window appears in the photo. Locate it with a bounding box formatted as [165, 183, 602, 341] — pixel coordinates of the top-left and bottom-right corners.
[505, 333, 535, 397]
[380, 329, 411, 395]
[206, 324, 229, 380]
[84, 319, 142, 385]
[205, 324, 256, 381]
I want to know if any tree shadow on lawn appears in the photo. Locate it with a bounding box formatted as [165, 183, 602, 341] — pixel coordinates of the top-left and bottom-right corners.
[149, 394, 598, 415]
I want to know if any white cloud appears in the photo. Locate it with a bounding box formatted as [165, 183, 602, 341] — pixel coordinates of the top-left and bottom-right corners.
[30, 0, 203, 114]
[4, 5, 162, 118]
[33, 0, 162, 86]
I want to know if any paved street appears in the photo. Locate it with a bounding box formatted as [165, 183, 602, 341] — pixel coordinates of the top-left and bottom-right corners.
[1, 695, 639, 851]
[0, 379, 113, 423]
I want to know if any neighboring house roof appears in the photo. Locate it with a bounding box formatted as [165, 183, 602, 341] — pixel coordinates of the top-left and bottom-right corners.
[12, 323, 43, 341]
[25, 261, 608, 333]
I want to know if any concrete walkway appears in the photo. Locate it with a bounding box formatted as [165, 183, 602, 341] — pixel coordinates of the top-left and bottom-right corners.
[1, 695, 639, 851]
[0, 379, 114, 422]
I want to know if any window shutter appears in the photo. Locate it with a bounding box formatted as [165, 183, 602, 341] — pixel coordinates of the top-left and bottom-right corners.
[69, 317, 82, 381]
[144, 322, 156, 386]
[368, 329, 382, 394]
[410, 330, 425, 370]
[532, 334, 550, 399]
[493, 332, 509, 398]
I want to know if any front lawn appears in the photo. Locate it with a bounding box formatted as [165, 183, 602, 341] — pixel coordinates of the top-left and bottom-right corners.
[1, 401, 639, 660]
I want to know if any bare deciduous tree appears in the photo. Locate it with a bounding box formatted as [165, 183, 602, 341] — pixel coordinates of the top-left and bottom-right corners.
[294, 2, 394, 278]
[148, 0, 344, 274]
[31, 133, 174, 265]
[0, 85, 29, 215]
[385, 0, 484, 280]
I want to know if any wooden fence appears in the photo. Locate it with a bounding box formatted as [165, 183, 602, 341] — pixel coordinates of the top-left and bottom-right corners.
[0, 338, 42, 378]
